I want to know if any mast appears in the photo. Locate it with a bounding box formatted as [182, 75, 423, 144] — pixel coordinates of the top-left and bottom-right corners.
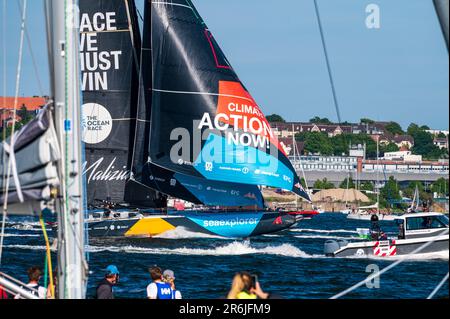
[433, 0, 449, 51]
[46, 0, 87, 299]
[376, 135, 380, 214]
[313, 0, 342, 124]
[292, 124, 298, 209]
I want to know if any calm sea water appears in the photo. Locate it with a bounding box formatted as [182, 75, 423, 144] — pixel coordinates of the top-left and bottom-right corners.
[1, 213, 448, 299]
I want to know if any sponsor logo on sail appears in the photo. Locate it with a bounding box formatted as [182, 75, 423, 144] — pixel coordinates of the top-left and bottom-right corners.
[82, 157, 130, 183]
[283, 175, 292, 183]
[205, 162, 213, 172]
[81, 103, 113, 144]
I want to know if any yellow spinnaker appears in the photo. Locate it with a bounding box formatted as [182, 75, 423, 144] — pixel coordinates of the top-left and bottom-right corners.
[125, 218, 176, 237]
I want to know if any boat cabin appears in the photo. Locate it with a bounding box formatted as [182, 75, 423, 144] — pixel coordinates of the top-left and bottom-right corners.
[395, 212, 448, 240]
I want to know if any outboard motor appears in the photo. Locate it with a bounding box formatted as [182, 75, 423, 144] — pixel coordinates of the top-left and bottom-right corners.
[324, 240, 340, 257]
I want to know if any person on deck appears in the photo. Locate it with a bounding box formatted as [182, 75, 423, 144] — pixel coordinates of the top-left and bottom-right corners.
[147, 266, 173, 299]
[163, 269, 182, 299]
[398, 221, 405, 239]
[96, 265, 119, 299]
[14, 266, 47, 299]
[370, 213, 381, 240]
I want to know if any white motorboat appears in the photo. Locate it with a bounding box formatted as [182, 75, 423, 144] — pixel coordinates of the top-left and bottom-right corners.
[346, 203, 399, 221]
[325, 212, 449, 257]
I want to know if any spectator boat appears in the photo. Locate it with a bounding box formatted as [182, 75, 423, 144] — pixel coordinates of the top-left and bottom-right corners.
[324, 212, 449, 257]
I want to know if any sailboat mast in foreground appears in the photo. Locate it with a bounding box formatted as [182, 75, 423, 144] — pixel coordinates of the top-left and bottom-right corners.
[46, 0, 87, 299]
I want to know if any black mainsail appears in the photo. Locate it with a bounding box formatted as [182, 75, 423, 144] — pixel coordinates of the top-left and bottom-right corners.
[79, 0, 162, 207]
[143, 0, 311, 202]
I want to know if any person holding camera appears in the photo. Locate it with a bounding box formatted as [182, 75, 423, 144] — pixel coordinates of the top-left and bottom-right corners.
[227, 271, 270, 299]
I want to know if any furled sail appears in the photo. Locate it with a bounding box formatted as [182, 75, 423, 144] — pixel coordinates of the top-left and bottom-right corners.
[79, 0, 162, 207]
[0, 106, 60, 215]
[145, 0, 310, 201]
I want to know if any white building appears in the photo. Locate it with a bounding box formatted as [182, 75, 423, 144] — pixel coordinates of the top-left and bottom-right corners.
[426, 129, 449, 136]
[383, 151, 422, 162]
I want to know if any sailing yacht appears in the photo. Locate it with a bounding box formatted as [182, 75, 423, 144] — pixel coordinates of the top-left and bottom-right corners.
[77, 0, 311, 238]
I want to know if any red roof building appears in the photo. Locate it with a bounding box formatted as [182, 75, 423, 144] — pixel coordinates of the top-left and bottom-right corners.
[0, 96, 47, 128]
[0, 96, 47, 111]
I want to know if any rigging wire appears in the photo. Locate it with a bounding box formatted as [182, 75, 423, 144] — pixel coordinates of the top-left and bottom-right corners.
[330, 228, 449, 299]
[313, 0, 342, 124]
[16, 0, 45, 96]
[427, 272, 449, 299]
[0, 0, 27, 266]
[1, 0, 7, 245]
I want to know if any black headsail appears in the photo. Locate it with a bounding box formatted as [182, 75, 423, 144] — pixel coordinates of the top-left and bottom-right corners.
[79, 0, 162, 207]
[144, 0, 311, 202]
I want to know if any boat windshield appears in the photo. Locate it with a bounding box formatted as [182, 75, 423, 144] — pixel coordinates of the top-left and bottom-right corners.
[406, 215, 449, 231]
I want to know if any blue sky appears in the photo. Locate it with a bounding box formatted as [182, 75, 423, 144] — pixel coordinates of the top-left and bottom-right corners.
[1, 0, 448, 130]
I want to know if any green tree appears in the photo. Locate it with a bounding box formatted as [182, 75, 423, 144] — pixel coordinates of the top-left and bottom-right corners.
[403, 181, 424, 198]
[437, 132, 447, 138]
[380, 176, 401, 204]
[339, 177, 355, 189]
[313, 178, 335, 190]
[360, 181, 374, 192]
[380, 143, 399, 155]
[18, 105, 32, 124]
[266, 114, 285, 123]
[407, 123, 421, 136]
[0, 122, 24, 142]
[360, 118, 374, 124]
[303, 132, 333, 155]
[300, 177, 307, 189]
[309, 116, 333, 125]
[331, 133, 378, 158]
[384, 121, 404, 135]
[411, 130, 441, 159]
[431, 178, 449, 197]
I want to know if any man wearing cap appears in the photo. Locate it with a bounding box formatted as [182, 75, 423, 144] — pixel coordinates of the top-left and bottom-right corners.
[163, 269, 182, 299]
[96, 265, 119, 299]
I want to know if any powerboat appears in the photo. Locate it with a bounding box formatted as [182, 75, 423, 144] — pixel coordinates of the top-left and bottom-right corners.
[324, 212, 449, 257]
